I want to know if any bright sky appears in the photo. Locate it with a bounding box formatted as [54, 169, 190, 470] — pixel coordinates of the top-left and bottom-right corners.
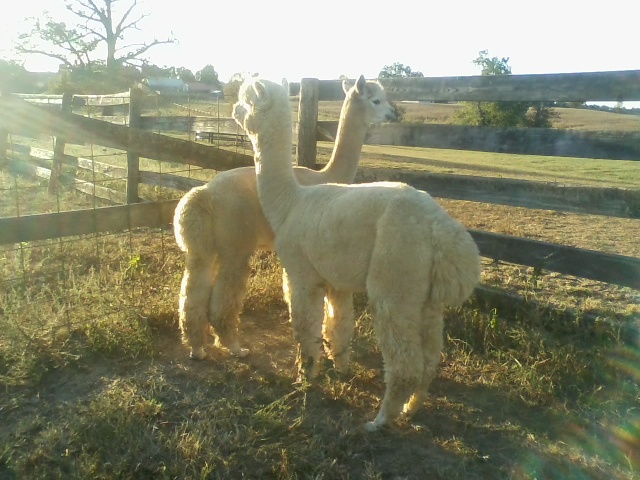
[1, 0, 638, 88]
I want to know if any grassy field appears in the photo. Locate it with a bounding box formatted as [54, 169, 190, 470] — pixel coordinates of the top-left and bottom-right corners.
[0, 102, 639, 479]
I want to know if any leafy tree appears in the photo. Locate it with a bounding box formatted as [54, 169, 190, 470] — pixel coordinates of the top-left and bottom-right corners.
[196, 65, 222, 89]
[566, 101, 586, 108]
[376, 63, 424, 121]
[378, 62, 424, 78]
[473, 50, 512, 76]
[174, 67, 195, 82]
[223, 80, 241, 102]
[223, 73, 250, 101]
[454, 50, 553, 128]
[47, 63, 141, 93]
[0, 60, 39, 92]
[15, 0, 175, 71]
[139, 63, 174, 79]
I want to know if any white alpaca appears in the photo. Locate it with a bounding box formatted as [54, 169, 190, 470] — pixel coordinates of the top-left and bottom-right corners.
[174, 76, 395, 361]
[233, 78, 481, 431]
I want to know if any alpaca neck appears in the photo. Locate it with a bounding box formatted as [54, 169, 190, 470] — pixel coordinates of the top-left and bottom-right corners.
[253, 118, 300, 232]
[320, 95, 369, 183]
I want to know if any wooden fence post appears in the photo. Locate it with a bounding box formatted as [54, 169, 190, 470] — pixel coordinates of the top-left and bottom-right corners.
[0, 128, 7, 171]
[127, 88, 142, 204]
[48, 92, 73, 194]
[296, 78, 319, 169]
[0, 90, 6, 167]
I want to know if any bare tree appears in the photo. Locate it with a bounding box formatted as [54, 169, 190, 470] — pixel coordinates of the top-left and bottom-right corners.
[16, 0, 175, 70]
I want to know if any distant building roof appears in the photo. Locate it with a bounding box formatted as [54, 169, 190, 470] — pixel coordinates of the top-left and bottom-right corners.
[185, 81, 220, 93]
[142, 77, 187, 92]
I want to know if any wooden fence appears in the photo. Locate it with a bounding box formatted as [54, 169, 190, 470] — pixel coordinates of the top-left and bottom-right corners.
[1, 70, 639, 293]
[0, 89, 253, 201]
[291, 71, 640, 290]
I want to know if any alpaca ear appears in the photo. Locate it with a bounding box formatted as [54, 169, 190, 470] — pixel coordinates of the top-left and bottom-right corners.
[252, 80, 267, 101]
[281, 78, 289, 95]
[355, 75, 366, 95]
[251, 79, 275, 110]
[342, 78, 354, 95]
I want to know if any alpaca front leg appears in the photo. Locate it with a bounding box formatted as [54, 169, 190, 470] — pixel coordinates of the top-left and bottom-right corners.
[208, 256, 252, 358]
[289, 283, 325, 382]
[323, 288, 354, 374]
[179, 257, 215, 360]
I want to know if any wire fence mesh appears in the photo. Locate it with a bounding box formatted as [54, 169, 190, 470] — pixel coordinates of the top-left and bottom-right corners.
[0, 89, 255, 360]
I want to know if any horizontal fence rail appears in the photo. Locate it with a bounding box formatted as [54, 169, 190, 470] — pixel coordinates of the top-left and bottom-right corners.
[290, 70, 640, 102]
[1, 203, 637, 290]
[0, 200, 178, 244]
[0, 93, 253, 170]
[317, 121, 640, 161]
[356, 168, 640, 219]
[470, 230, 640, 289]
[16, 91, 132, 106]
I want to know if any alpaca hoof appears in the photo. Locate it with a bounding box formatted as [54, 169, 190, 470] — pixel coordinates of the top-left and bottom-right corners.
[402, 403, 416, 418]
[296, 368, 318, 383]
[332, 358, 350, 375]
[296, 356, 319, 381]
[363, 420, 385, 432]
[231, 347, 250, 358]
[402, 393, 425, 418]
[363, 412, 390, 432]
[189, 348, 207, 360]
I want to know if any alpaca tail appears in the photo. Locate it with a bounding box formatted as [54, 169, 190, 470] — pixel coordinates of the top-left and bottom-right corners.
[173, 184, 214, 253]
[428, 224, 481, 307]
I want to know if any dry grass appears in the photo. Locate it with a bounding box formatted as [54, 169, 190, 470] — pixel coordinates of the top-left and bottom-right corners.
[1, 227, 638, 479]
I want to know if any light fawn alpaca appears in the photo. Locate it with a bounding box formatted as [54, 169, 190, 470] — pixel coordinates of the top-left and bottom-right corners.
[174, 76, 395, 361]
[233, 78, 481, 431]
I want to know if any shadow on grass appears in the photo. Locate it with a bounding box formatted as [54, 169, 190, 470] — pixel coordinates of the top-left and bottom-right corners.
[2, 295, 638, 479]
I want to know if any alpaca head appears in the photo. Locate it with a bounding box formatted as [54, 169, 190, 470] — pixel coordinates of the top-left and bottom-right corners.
[232, 77, 290, 137]
[341, 75, 396, 125]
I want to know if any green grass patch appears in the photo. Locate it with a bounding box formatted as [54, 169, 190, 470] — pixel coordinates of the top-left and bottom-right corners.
[320, 144, 640, 189]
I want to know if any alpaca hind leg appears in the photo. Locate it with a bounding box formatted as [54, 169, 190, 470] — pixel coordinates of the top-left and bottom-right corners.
[180, 255, 216, 360]
[403, 306, 444, 418]
[208, 254, 252, 357]
[323, 288, 354, 374]
[282, 269, 292, 319]
[289, 282, 325, 381]
[365, 303, 423, 431]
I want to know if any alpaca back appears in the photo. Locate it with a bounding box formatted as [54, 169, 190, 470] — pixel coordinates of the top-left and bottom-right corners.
[273, 182, 480, 308]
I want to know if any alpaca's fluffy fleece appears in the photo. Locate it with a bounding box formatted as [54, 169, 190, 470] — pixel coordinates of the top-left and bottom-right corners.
[174, 76, 395, 361]
[233, 78, 481, 431]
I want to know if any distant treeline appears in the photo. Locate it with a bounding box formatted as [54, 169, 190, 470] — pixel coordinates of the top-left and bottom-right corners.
[555, 101, 640, 116]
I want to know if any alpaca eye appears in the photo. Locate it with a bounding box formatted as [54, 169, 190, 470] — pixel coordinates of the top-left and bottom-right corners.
[372, 99, 380, 105]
